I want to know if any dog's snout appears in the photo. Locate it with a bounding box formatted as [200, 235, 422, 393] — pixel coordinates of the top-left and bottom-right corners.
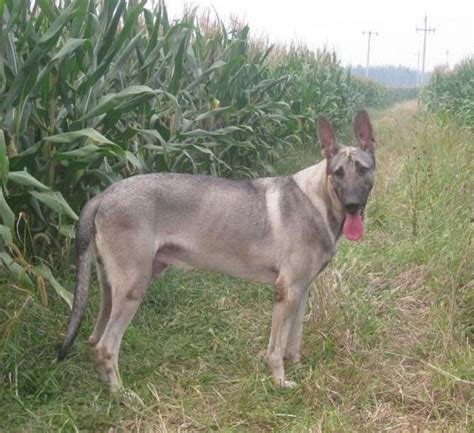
[343, 201, 360, 214]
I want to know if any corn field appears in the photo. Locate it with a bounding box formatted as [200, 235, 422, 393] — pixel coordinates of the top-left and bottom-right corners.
[349, 76, 419, 108]
[0, 0, 405, 301]
[421, 56, 474, 128]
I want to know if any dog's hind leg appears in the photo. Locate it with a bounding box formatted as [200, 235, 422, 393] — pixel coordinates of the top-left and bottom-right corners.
[93, 266, 151, 392]
[88, 258, 112, 349]
[87, 259, 113, 383]
[92, 228, 154, 392]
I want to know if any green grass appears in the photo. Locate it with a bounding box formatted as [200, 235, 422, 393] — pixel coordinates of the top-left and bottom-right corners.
[1, 103, 473, 431]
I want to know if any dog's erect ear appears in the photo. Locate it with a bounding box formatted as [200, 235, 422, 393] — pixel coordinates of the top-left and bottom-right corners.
[354, 110, 375, 152]
[318, 116, 339, 159]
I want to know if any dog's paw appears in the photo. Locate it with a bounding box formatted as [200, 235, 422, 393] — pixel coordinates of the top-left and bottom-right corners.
[275, 378, 298, 388]
[114, 388, 145, 409]
[282, 380, 298, 388]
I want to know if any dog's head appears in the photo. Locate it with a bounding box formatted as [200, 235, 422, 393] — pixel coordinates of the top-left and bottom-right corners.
[318, 110, 376, 241]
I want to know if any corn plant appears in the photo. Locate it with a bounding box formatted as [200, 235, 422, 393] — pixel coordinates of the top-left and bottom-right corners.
[421, 57, 474, 128]
[268, 47, 358, 132]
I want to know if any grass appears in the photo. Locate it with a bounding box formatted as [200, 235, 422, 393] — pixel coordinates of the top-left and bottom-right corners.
[1, 102, 473, 431]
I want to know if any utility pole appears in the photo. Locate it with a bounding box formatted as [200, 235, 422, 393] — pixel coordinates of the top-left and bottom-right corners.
[362, 31, 378, 78]
[416, 13, 435, 81]
[416, 51, 421, 87]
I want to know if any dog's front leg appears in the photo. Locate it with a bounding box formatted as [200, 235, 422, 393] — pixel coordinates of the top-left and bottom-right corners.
[284, 285, 310, 365]
[266, 277, 305, 388]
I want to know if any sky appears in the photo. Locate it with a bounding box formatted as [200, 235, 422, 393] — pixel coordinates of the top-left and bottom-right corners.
[163, 0, 474, 72]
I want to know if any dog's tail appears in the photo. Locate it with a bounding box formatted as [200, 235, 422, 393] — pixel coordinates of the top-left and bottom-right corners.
[57, 195, 101, 361]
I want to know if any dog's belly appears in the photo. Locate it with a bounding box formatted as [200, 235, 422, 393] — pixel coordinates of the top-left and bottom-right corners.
[194, 252, 279, 284]
[154, 240, 278, 284]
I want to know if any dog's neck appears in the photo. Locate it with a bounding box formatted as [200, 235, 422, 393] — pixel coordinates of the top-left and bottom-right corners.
[292, 159, 345, 241]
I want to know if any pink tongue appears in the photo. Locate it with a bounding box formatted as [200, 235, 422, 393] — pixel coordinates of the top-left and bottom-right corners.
[343, 211, 363, 241]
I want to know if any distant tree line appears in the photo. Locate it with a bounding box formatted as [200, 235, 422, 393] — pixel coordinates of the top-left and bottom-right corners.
[349, 65, 430, 88]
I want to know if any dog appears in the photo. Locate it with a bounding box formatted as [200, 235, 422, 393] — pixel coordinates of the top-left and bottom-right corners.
[58, 110, 375, 391]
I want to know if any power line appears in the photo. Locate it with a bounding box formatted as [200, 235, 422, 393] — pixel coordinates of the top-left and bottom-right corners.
[362, 31, 378, 78]
[416, 13, 435, 79]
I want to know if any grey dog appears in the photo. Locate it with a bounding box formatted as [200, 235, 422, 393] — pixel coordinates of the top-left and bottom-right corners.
[58, 110, 376, 391]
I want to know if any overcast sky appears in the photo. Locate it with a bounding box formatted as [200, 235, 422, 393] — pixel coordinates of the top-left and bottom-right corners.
[164, 0, 473, 71]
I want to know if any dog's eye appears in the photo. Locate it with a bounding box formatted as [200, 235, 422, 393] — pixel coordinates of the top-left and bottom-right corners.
[333, 167, 344, 178]
[358, 165, 368, 175]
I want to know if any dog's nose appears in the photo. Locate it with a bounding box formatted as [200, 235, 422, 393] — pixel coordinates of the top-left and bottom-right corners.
[344, 202, 360, 214]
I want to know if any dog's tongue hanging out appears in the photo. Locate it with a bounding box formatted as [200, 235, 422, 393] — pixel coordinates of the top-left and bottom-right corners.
[343, 211, 363, 241]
